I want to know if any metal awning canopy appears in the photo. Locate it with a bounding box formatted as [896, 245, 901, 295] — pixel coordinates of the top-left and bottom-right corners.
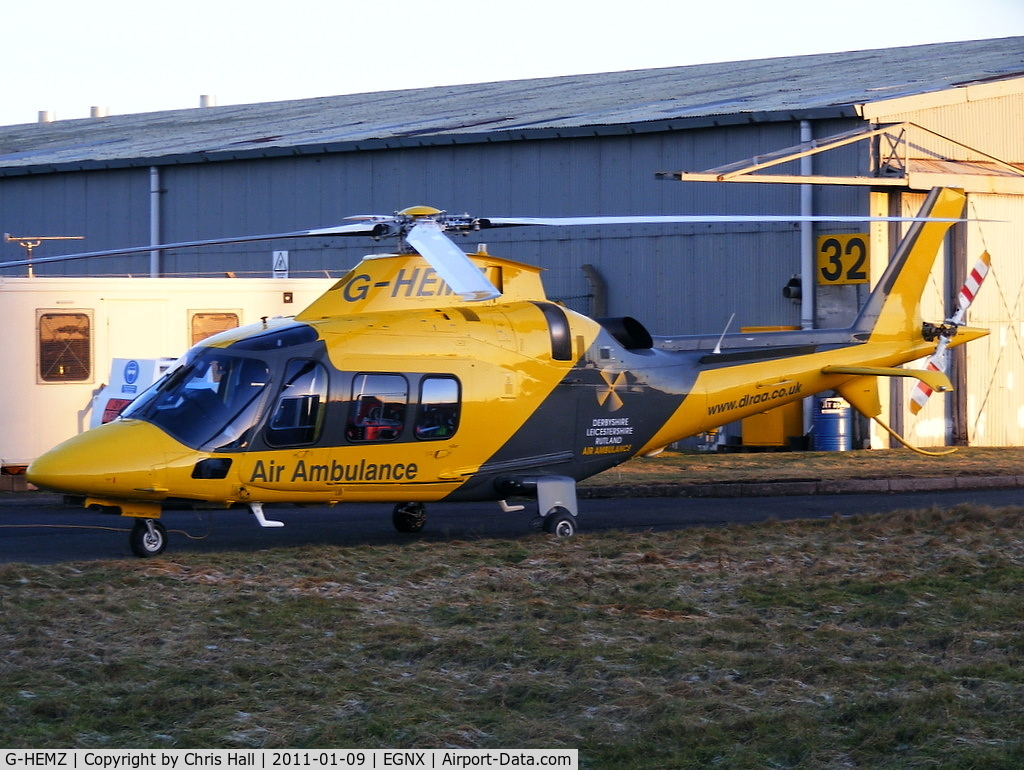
[656, 122, 1024, 194]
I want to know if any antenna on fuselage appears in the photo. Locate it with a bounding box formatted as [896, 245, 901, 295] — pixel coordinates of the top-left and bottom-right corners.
[712, 312, 736, 355]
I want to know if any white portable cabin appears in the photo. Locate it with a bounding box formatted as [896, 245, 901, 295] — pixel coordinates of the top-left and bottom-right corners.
[0, 276, 334, 472]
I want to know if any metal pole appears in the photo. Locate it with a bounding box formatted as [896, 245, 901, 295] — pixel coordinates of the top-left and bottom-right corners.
[799, 120, 815, 330]
[150, 166, 162, 277]
[800, 120, 815, 441]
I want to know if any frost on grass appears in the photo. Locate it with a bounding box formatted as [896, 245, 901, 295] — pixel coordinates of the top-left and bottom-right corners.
[1, 506, 1023, 767]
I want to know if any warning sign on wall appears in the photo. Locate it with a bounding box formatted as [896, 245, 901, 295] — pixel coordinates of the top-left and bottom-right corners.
[272, 250, 289, 278]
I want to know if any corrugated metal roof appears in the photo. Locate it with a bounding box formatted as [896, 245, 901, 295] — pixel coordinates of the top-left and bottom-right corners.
[2, 37, 1023, 174]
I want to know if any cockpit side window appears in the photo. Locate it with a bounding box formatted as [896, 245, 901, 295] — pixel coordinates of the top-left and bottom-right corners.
[346, 374, 408, 442]
[265, 359, 329, 447]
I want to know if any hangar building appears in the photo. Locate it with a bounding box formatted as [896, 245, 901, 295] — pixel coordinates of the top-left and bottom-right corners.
[1, 36, 1022, 447]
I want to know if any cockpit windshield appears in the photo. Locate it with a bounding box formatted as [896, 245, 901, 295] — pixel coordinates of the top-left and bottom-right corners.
[121, 348, 271, 451]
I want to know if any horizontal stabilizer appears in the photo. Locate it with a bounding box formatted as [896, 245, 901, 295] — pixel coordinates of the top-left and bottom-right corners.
[823, 365, 953, 393]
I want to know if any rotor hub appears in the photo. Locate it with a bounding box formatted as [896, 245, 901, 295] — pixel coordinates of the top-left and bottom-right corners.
[922, 321, 959, 342]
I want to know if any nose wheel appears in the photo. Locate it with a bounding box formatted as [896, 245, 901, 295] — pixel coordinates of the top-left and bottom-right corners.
[129, 519, 167, 558]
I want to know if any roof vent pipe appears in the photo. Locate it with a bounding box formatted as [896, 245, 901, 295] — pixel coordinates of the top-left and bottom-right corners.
[90, 106, 109, 118]
[38, 110, 55, 124]
[200, 95, 216, 108]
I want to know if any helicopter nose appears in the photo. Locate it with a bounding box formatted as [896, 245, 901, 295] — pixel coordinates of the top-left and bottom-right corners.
[27, 420, 187, 499]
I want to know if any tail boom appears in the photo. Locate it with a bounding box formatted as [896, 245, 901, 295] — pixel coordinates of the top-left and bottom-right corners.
[635, 187, 990, 454]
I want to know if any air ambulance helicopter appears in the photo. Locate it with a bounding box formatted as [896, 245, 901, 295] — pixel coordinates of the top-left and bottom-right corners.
[4, 187, 989, 557]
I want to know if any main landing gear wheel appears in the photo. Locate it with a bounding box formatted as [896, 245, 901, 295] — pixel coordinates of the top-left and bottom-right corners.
[543, 508, 578, 538]
[129, 519, 167, 558]
[392, 502, 427, 533]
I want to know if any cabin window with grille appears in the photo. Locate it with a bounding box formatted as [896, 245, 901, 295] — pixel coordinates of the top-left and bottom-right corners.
[415, 376, 461, 440]
[265, 359, 329, 446]
[346, 374, 408, 442]
[38, 310, 92, 382]
[191, 311, 240, 345]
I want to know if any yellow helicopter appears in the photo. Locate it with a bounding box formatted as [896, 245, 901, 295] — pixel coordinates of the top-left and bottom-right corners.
[11, 187, 988, 556]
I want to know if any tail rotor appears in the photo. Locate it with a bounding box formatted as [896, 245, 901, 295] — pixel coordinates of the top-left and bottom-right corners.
[909, 251, 991, 415]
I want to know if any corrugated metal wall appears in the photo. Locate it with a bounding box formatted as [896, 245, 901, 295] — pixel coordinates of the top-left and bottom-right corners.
[0, 170, 152, 276]
[0, 118, 867, 336]
[867, 88, 1024, 447]
[875, 87, 1024, 161]
[874, 191, 1024, 449]
[960, 194, 1024, 446]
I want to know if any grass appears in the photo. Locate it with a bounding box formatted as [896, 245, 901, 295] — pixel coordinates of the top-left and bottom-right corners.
[2, 502, 1023, 767]
[581, 445, 1024, 487]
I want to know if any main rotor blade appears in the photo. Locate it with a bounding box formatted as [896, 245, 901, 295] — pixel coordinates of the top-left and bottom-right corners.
[482, 214, 971, 227]
[1, 210, 986, 272]
[404, 221, 501, 301]
[0, 222, 378, 270]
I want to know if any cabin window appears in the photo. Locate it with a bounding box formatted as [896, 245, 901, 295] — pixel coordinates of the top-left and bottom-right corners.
[346, 374, 408, 442]
[415, 376, 461, 440]
[265, 359, 329, 446]
[38, 311, 92, 382]
[191, 312, 240, 345]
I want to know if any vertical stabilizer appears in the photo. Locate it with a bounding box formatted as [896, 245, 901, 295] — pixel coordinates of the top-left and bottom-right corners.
[853, 188, 966, 341]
